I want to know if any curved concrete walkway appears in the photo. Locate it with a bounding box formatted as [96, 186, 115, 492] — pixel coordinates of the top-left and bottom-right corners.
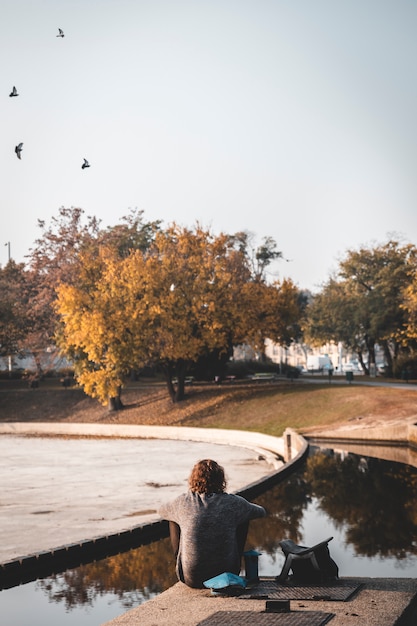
[0, 422, 285, 468]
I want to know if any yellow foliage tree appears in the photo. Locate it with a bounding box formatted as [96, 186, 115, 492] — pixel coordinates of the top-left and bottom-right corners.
[240, 278, 301, 359]
[55, 226, 248, 404]
[55, 224, 302, 406]
[131, 224, 249, 401]
[402, 276, 417, 342]
[55, 249, 151, 409]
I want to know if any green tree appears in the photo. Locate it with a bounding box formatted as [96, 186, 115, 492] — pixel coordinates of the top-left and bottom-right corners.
[304, 277, 371, 371]
[339, 240, 417, 375]
[305, 239, 417, 375]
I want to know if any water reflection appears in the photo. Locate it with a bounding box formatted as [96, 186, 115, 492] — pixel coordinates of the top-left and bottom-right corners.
[12, 447, 417, 621]
[251, 451, 417, 560]
[252, 449, 417, 562]
[37, 538, 178, 611]
[305, 450, 417, 559]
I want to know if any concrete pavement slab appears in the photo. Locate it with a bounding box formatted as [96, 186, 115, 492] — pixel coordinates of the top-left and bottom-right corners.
[103, 577, 417, 626]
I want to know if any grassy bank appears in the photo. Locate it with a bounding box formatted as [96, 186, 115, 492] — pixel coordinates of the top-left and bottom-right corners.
[1, 378, 416, 437]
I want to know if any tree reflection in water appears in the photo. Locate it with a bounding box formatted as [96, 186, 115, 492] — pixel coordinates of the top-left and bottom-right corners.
[304, 450, 417, 559]
[37, 449, 417, 610]
[38, 538, 177, 611]
[251, 449, 417, 562]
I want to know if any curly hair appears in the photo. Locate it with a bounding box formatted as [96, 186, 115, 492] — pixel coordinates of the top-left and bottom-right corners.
[188, 459, 227, 494]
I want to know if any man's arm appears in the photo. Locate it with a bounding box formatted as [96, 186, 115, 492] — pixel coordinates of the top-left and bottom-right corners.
[169, 521, 181, 558]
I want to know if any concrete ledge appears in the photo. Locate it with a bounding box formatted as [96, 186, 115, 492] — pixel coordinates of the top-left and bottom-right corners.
[102, 577, 417, 626]
[0, 423, 285, 468]
[234, 428, 308, 500]
[302, 415, 417, 449]
[408, 422, 417, 447]
[283, 427, 307, 461]
[0, 519, 170, 590]
[308, 438, 417, 471]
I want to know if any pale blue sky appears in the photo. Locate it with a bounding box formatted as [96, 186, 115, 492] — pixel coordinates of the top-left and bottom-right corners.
[2, 0, 416, 291]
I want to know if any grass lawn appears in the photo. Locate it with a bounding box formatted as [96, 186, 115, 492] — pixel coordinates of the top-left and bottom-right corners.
[1, 377, 416, 437]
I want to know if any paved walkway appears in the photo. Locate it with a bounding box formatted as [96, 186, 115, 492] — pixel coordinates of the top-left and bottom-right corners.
[103, 577, 417, 626]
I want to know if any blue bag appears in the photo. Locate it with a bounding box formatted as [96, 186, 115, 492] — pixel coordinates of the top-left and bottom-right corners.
[203, 572, 247, 591]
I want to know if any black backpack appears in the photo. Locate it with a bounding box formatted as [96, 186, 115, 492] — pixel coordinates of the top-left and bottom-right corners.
[278, 537, 339, 583]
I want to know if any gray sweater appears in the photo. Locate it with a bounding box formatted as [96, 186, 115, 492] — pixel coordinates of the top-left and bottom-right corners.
[159, 491, 266, 588]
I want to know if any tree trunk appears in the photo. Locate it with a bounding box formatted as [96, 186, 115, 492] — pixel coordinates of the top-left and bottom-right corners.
[107, 386, 124, 412]
[163, 361, 187, 403]
[173, 360, 186, 402]
[357, 350, 369, 376]
[162, 363, 176, 402]
[381, 339, 401, 377]
[364, 335, 376, 375]
[32, 351, 44, 379]
[174, 378, 185, 402]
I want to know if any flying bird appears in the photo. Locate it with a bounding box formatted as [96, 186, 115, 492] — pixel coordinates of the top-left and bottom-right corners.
[9, 86, 18, 97]
[81, 158, 90, 169]
[57, 28, 64, 37]
[15, 143, 23, 159]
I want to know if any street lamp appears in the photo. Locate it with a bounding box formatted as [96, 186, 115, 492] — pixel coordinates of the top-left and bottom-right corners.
[4, 242, 12, 373]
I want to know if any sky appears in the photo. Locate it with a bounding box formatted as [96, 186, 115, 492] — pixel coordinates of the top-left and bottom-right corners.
[2, 0, 417, 292]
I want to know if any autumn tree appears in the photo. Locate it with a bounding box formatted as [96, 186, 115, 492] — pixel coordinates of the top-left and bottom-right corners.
[133, 225, 251, 401]
[240, 278, 302, 360]
[25, 207, 160, 378]
[129, 226, 301, 397]
[227, 231, 301, 361]
[55, 248, 151, 409]
[96, 208, 161, 257]
[0, 261, 28, 361]
[400, 270, 417, 362]
[19, 207, 102, 373]
[29, 206, 160, 293]
[0, 260, 57, 376]
[55, 222, 301, 405]
[55, 225, 240, 404]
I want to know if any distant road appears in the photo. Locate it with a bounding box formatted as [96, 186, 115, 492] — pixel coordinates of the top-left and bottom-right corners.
[300, 374, 417, 391]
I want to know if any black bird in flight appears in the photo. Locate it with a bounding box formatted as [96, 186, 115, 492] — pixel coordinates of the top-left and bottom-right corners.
[9, 86, 18, 97]
[15, 143, 23, 159]
[57, 28, 64, 37]
[82, 158, 90, 169]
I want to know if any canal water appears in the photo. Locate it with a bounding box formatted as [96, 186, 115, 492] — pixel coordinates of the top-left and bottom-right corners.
[2, 443, 417, 625]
